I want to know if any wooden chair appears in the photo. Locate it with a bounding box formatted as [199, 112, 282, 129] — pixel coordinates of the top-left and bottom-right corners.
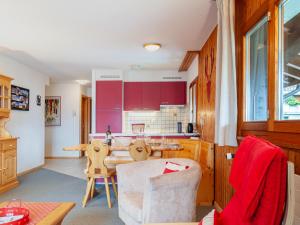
[128, 140, 151, 161]
[82, 139, 117, 208]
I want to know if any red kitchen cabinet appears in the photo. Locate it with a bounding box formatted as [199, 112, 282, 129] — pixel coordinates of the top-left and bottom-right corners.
[124, 82, 142, 110]
[124, 82, 161, 110]
[160, 82, 186, 105]
[96, 110, 122, 133]
[96, 81, 122, 110]
[142, 82, 161, 110]
[95, 81, 122, 133]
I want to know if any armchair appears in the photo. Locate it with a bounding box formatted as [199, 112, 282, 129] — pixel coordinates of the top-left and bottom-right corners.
[117, 158, 201, 225]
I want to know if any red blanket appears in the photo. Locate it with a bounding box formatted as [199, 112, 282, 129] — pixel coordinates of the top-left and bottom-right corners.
[200, 136, 287, 225]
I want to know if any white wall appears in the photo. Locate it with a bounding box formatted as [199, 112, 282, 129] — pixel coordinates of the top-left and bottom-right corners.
[187, 55, 199, 88]
[0, 54, 49, 173]
[45, 83, 81, 157]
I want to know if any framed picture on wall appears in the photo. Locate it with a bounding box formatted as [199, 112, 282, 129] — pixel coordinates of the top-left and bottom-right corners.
[45, 96, 61, 126]
[11, 85, 30, 111]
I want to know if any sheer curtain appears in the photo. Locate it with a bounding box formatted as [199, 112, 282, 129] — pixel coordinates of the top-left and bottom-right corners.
[215, 0, 237, 146]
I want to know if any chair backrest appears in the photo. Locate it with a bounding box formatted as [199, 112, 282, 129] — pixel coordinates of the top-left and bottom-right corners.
[128, 140, 151, 161]
[282, 162, 300, 225]
[86, 139, 110, 176]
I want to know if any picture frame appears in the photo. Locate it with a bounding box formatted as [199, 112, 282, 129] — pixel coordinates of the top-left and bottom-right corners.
[11, 85, 30, 111]
[45, 96, 61, 126]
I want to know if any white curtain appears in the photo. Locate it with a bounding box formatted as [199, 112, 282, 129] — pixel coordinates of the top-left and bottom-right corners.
[215, 0, 237, 146]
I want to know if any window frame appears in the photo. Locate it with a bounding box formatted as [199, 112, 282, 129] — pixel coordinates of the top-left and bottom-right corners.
[244, 15, 269, 122]
[239, 0, 300, 134]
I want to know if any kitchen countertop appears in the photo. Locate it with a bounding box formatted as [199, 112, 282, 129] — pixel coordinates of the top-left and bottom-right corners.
[89, 132, 199, 137]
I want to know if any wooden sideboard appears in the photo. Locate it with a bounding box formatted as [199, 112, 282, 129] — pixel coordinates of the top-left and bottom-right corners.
[0, 137, 18, 193]
[162, 139, 214, 206]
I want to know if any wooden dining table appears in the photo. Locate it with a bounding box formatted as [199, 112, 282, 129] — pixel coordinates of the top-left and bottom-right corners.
[63, 143, 183, 152]
[63, 142, 183, 165]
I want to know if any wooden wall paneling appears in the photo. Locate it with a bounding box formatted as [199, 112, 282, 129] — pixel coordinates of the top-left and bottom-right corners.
[214, 145, 237, 210]
[197, 27, 217, 143]
[197, 140, 214, 206]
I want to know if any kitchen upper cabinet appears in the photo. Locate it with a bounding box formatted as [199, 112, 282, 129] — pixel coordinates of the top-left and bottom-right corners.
[142, 82, 161, 110]
[124, 82, 142, 111]
[160, 82, 186, 105]
[124, 81, 186, 110]
[96, 109, 122, 133]
[96, 81, 122, 110]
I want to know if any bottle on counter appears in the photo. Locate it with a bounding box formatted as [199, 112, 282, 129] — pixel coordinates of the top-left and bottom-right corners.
[106, 125, 112, 146]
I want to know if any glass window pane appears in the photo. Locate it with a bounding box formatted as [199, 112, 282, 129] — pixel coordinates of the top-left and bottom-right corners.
[278, 0, 300, 120]
[245, 17, 268, 121]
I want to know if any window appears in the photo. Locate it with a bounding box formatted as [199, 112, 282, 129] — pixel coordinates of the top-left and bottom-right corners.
[278, 0, 300, 120]
[245, 16, 269, 121]
[189, 79, 197, 124]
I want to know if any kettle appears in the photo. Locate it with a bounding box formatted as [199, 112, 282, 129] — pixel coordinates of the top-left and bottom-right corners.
[187, 123, 193, 133]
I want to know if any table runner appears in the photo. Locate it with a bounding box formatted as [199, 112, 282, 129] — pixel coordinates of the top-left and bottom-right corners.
[6, 202, 61, 225]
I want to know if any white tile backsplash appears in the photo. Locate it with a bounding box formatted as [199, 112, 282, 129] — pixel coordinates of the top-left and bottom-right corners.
[124, 106, 189, 133]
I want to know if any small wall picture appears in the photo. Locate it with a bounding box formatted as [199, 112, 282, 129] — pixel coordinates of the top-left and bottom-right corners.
[36, 95, 41, 106]
[45, 96, 61, 126]
[11, 85, 30, 111]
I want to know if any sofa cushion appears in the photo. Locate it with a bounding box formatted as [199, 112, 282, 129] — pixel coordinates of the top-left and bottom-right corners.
[119, 192, 143, 222]
[163, 161, 189, 174]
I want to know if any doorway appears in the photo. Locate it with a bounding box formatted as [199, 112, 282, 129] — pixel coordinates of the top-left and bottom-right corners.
[81, 95, 91, 145]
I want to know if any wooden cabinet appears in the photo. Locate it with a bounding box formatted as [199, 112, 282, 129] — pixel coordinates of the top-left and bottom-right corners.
[0, 138, 18, 193]
[124, 81, 187, 110]
[95, 81, 123, 133]
[0, 75, 13, 118]
[162, 139, 214, 206]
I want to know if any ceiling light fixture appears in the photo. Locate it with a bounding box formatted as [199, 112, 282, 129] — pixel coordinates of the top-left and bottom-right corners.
[75, 80, 90, 85]
[143, 43, 161, 52]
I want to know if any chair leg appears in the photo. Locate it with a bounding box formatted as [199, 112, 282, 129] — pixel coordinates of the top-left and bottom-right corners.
[91, 178, 95, 199]
[111, 176, 118, 200]
[82, 177, 94, 207]
[104, 177, 112, 208]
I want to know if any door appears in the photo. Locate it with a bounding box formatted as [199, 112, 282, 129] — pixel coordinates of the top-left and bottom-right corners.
[2, 149, 17, 185]
[81, 95, 91, 144]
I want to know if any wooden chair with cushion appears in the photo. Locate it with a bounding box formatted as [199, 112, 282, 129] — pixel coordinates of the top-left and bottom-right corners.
[82, 139, 117, 208]
[128, 140, 152, 161]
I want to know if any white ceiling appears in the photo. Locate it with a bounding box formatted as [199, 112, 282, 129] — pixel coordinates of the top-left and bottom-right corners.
[0, 0, 217, 82]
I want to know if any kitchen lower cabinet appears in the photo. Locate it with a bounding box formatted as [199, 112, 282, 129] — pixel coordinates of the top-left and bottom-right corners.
[0, 138, 18, 193]
[96, 110, 122, 133]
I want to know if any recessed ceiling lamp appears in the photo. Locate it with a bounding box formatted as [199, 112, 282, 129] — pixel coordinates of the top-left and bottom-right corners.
[75, 80, 90, 85]
[143, 43, 161, 52]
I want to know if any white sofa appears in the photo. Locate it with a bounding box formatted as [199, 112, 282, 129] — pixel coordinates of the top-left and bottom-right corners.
[117, 158, 201, 225]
